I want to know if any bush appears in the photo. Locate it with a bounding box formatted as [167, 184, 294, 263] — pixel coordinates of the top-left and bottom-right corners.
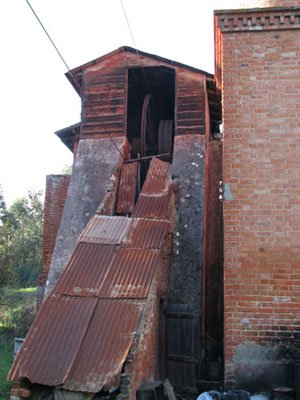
[16, 263, 39, 288]
[0, 287, 37, 340]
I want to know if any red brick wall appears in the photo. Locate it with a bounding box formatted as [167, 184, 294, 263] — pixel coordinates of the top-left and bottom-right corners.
[216, 7, 300, 389]
[222, 1, 300, 8]
[37, 175, 70, 304]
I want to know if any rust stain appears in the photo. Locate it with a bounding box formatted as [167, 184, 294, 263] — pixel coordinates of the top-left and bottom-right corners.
[79, 215, 131, 245]
[132, 193, 171, 220]
[140, 158, 170, 195]
[116, 162, 138, 215]
[54, 243, 117, 297]
[122, 218, 170, 249]
[9, 155, 173, 393]
[98, 248, 160, 299]
[8, 294, 98, 386]
[62, 300, 142, 393]
[9, 295, 142, 394]
[132, 158, 171, 219]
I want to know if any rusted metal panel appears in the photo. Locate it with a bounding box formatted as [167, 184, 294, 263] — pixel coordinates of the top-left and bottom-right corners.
[122, 218, 170, 249]
[8, 294, 98, 386]
[140, 158, 170, 195]
[98, 248, 160, 299]
[79, 215, 132, 245]
[54, 243, 117, 297]
[9, 296, 142, 394]
[116, 162, 138, 215]
[131, 158, 171, 219]
[132, 193, 171, 220]
[63, 300, 142, 393]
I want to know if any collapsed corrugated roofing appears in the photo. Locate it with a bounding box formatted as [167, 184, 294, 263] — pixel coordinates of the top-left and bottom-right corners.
[9, 158, 173, 394]
[116, 162, 138, 215]
[132, 158, 172, 219]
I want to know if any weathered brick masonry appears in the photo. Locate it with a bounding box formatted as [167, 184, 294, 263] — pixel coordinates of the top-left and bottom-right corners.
[37, 175, 70, 306]
[215, 5, 300, 389]
[224, 0, 300, 7]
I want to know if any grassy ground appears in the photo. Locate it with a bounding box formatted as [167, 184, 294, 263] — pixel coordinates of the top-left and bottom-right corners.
[0, 287, 37, 400]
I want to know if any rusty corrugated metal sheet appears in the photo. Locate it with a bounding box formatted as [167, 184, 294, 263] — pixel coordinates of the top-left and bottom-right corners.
[116, 162, 138, 214]
[132, 158, 171, 219]
[123, 218, 170, 249]
[140, 158, 170, 195]
[9, 296, 142, 394]
[79, 215, 131, 244]
[132, 193, 171, 220]
[8, 294, 98, 386]
[54, 243, 117, 296]
[9, 156, 174, 392]
[98, 248, 160, 299]
[63, 300, 142, 393]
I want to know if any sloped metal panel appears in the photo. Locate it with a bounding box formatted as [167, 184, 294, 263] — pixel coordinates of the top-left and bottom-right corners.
[54, 243, 117, 296]
[8, 295, 98, 386]
[116, 162, 138, 215]
[141, 158, 170, 195]
[122, 218, 170, 249]
[98, 248, 160, 299]
[132, 158, 171, 219]
[63, 300, 142, 393]
[132, 193, 171, 220]
[78, 215, 132, 245]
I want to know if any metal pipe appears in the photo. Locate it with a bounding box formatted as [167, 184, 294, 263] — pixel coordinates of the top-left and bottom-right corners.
[124, 153, 170, 164]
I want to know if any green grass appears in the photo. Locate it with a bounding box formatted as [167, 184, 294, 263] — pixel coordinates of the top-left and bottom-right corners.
[0, 286, 37, 399]
[0, 287, 37, 335]
[0, 345, 13, 400]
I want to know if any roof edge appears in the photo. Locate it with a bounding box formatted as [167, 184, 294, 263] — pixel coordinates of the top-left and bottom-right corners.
[214, 5, 300, 15]
[65, 46, 214, 94]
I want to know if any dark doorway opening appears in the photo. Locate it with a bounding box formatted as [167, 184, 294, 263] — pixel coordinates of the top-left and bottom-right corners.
[126, 66, 175, 164]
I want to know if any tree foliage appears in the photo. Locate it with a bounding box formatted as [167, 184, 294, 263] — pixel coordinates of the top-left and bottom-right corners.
[0, 188, 43, 288]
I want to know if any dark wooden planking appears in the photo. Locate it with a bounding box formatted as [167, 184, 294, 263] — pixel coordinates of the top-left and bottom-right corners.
[84, 88, 125, 97]
[176, 127, 204, 135]
[82, 123, 123, 131]
[167, 318, 194, 357]
[83, 105, 124, 117]
[167, 360, 197, 388]
[81, 65, 126, 138]
[85, 75, 125, 85]
[80, 132, 123, 139]
[177, 120, 203, 128]
[84, 115, 123, 124]
[177, 102, 205, 113]
[177, 111, 203, 120]
[166, 307, 198, 391]
[175, 70, 206, 136]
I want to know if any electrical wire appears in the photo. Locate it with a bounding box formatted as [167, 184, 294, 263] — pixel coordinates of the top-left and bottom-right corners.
[24, 0, 127, 162]
[119, 0, 151, 92]
[25, 0, 70, 71]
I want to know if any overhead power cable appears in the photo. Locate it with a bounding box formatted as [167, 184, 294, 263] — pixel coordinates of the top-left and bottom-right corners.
[24, 0, 127, 162]
[119, 0, 150, 91]
[25, 0, 70, 71]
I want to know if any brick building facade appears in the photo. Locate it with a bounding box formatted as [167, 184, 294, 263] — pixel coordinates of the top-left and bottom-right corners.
[37, 175, 70, 306]
[215, 3, 300, 389]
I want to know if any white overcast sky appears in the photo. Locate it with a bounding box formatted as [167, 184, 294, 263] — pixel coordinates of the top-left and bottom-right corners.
[0, 0, 241, 205]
